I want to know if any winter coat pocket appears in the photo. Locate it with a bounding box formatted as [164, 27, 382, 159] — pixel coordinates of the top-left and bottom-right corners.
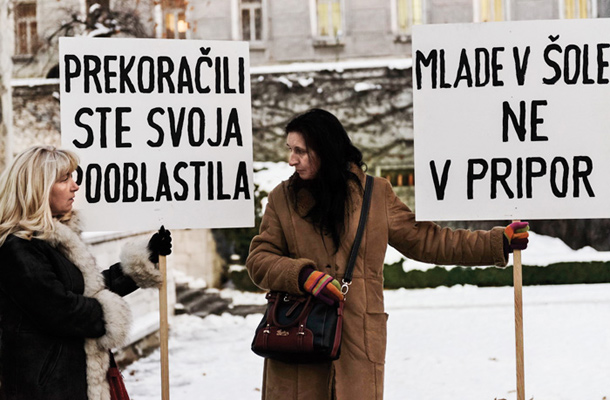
[363, 312, 389, 364]
[38, 343, 63, 386]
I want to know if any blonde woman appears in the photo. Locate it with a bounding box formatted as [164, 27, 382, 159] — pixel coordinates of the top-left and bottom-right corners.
[0, 145, 171, 400]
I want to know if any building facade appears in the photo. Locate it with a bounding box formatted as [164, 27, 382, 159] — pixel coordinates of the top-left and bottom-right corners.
[7, 0, 610, 215]
[9, 0, 610, 79]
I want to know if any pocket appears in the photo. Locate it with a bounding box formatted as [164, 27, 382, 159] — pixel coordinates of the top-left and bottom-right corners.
[363, 312, 389, 364]
[38, 343, 62, 386]
[365, 278, 385, 314]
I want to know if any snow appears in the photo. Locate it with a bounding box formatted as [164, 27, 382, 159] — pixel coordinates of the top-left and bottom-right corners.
[298, 77, 314, 87]
[276, 76, 293, 88]
[354, 81, 382, 92]
[250, 57, 413, 75]
[120, 161, 610, 399]
[252, 161, 610, 270]
[387, 231, 610, 271]
[123, 282, 610, 400]
[11, 78, 60, 87]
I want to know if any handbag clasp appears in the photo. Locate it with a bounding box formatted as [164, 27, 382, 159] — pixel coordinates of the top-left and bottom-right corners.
[341, 279, 351, 296]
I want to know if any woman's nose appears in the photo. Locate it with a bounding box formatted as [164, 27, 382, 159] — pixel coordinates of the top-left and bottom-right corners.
[288, 153, 298, 166]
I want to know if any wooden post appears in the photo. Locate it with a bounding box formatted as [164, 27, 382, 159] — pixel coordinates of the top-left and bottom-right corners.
[513, 243, 525, 400]
[158, 255, 170, 400]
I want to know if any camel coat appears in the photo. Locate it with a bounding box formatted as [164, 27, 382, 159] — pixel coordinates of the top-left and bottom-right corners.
[246, 168, 507, 400]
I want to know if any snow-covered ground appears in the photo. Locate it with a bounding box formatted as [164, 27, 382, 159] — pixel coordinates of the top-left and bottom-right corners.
[121, 162, 610, 399]
[123, 282, 610, 400]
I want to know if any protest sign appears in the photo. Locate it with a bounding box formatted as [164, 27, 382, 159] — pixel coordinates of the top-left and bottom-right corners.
[59, 37, 254, 231]
[413, 18, 610, 221]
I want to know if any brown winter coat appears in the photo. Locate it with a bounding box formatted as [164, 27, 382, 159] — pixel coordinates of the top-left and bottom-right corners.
[246, 167, 507, 400]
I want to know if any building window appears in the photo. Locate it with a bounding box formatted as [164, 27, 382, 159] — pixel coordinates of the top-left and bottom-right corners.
[395, 0, 424, 36]
[561, 0, 596, 18]
[14, 2, 37, 57]
[241, 0, 263, 42]
[163, 0, 188, 39]
[316, 0, 343, 38]
[475, 0, 506, 22]
[382, 169, 415, 187]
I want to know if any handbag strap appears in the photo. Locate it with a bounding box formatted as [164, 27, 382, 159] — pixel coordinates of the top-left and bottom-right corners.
[342, 175, 374, 293]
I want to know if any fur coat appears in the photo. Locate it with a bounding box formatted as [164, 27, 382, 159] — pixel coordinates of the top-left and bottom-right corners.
[0, 211, 161, 400]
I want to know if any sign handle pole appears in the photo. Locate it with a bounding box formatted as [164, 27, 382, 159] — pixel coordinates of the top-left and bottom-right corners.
[159, 255, 170, 400]
[512, 220, 525, 400]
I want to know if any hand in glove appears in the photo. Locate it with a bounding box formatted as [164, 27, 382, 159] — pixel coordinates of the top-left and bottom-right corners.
[299, 267, 343, 305]
[503, 221, 530, 254]
[147, 225, 172, 264]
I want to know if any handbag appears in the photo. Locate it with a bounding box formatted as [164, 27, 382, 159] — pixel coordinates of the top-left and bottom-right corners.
[107, 351, 130, 400]
[251, 175, 374, 363]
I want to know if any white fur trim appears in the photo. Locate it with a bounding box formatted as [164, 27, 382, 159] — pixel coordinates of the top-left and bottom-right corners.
[86, 290, 131, 400]
[85, 340, 111, 400]
[93, 289, 132, 350]
[47, 211, 131, 400]
[120, 237, 163, 288]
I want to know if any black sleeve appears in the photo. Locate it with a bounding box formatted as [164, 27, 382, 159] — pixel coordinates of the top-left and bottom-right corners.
[102, 262, 139, 296]
[0, 239, 106, 339]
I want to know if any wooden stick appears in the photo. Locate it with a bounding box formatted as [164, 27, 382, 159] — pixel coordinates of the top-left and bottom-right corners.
[158, 255, 170, 400]
[512, 236, 525, 400]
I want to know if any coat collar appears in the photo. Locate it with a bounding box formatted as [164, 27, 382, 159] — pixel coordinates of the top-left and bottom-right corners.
[46, 210, 105, 297]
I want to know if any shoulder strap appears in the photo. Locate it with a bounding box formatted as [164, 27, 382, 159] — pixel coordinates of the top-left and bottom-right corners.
[343, 175, 374, 287]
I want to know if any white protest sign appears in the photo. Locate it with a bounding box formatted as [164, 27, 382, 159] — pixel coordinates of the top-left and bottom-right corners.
[412, 18, 610, 221]
[59, 37, 254, 231]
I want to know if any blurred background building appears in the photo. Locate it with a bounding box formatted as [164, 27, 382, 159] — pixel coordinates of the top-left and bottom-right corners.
[5, 0, 610, 206]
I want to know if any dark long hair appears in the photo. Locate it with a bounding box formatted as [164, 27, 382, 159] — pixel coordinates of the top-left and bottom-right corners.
[285, 108, 366, 251]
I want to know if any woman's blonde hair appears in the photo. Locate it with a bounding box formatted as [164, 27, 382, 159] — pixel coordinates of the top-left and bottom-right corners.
[0, 145, 79, 245]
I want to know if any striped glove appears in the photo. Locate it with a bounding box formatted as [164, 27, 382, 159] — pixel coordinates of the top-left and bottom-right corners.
[504, 221, 530, 253]
[299, 267, 343, 305]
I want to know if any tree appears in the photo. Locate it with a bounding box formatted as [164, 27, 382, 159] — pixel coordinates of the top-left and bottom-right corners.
[22, 0, 156, 78]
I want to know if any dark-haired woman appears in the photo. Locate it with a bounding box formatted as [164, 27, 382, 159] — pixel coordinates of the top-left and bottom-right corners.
[246, 108, 528, 400]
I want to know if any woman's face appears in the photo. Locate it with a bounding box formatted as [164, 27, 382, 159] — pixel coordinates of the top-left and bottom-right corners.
[287, 132, 320, 180]
[49, 171, 79, 216]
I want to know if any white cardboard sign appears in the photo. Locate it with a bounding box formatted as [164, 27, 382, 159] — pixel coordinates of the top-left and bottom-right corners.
[59, 37, 254, 231]
[412, 19, 610, 221]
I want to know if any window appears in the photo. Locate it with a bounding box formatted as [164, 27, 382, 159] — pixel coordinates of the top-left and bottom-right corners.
[315, 0, 343, 38]
[241, 0, 263, 42]
[163, 0, 188, 39]
[475, 0, 506, 22]
[561, 0, 596, 18]
[395, 0, 424, 36]
[14, 2, 37, 57]
[382, 168, 415, 187]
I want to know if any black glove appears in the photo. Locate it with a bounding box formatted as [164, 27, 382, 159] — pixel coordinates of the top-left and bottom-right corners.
[147, 225, 172, 263]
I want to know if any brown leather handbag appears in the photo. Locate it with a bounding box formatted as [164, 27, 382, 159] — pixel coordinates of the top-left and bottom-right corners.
[251, 175, 373, 363]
